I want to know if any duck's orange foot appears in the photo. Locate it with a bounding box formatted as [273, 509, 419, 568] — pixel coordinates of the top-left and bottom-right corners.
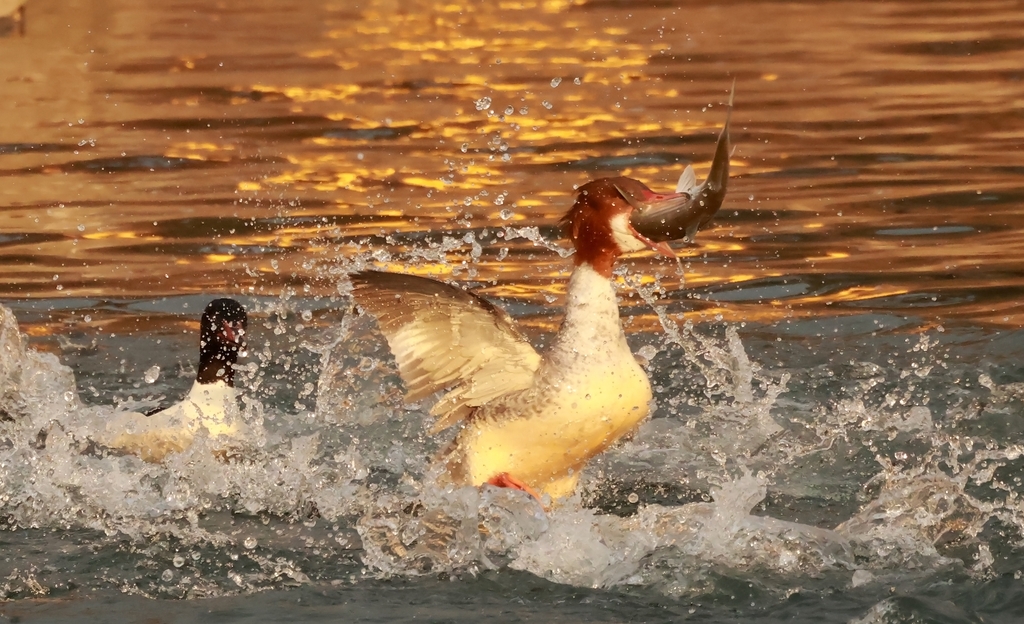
[486, 472, 543, 504]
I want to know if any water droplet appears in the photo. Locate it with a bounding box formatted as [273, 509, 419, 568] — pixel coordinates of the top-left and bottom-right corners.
[504, 106, 514, 116]
[301, 310, 312, 322]
[541, 100, 553, 110]
[499, 209, 513, 220]
[460, 143, 468, 153]
[474, 97, 492, 111]
[573, 77, 581, 85]
[627, 492, 639, 504]
[77, 224, 85, 232]
[161, 569, 174, 582]
[63, 391, 74, 403]
[550, 77, 562, 88]
[144, 365, 160, 384]
[244, 536, 258, 549]
[637, 345, 659, 361]
[173, 555, 185, 568]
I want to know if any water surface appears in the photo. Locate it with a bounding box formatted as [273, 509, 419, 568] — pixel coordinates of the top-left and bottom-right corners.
[2, 0, 1024, 622]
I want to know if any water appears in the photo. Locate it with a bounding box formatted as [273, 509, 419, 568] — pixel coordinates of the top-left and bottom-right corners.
[2, 0, 1024, 621]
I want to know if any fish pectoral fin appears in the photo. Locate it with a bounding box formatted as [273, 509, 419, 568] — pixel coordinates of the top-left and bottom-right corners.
[675, 165, 697, 193]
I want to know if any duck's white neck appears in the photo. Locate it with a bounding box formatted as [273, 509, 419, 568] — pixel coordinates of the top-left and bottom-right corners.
[548, 263, 628, 359]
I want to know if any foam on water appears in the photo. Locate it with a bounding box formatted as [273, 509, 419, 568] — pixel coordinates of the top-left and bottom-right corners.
[1, 305, 359, 567]
[2, 271, 1023, 606]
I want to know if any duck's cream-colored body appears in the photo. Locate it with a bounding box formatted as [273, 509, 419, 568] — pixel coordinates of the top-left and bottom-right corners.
[98, 380, 247, 462]
[351, 265, 652, 501]
[451, 265, 652, 499]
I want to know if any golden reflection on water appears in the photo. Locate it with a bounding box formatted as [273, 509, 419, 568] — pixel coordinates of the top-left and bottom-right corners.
[0, 0, 1023, 329]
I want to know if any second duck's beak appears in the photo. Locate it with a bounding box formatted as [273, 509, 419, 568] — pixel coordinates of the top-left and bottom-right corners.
[623, 84, 733, 247]
[221, 320, 246, 354]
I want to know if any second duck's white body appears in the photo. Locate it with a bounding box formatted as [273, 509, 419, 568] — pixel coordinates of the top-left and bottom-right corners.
[99, 380, 247, 462]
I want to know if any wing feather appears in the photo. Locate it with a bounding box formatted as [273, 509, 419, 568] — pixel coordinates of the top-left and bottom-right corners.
[349, 271, 541, 431]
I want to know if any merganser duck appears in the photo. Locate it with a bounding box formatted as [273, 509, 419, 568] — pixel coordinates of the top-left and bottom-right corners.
[350, 95, 732, 501]
[94, 298, 250, 462]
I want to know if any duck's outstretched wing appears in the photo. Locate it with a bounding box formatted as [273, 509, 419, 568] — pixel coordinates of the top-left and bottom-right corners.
[349, 271, 541, 433]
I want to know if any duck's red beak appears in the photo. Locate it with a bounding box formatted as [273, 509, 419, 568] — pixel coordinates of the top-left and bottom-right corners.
[220, 320, 246, 352]
[620, 198, 683, 259]
[220, 320, 237, 343]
